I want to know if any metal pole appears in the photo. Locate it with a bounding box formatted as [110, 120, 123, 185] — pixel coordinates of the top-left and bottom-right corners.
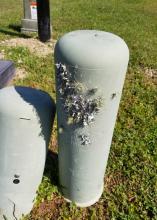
[37, 0, 51, 42]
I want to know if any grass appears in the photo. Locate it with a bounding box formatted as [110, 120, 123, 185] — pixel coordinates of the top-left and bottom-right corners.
[0, 0, 157, 219]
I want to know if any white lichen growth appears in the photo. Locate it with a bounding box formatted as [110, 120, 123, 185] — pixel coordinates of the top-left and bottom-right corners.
[79, 134, 91, 145]
[56, 63, 102, 127]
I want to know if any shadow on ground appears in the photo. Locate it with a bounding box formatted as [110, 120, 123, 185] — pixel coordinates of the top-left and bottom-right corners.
[8, 24, 21, 33]
[0, 24, 31, 38]
[44, 150, 59, 186]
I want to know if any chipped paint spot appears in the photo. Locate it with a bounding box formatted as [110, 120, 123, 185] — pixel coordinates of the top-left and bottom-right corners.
[87, 88, 98, 96]
[111, 93, 116, 99]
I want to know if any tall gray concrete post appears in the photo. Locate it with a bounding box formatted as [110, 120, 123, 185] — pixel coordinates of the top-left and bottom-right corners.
[21, 0, 38, 33]
[54, 30, 129, 207]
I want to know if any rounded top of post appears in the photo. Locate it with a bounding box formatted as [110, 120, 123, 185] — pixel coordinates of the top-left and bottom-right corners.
[0, 86, 54, 119]
[54, 30, 129, 69]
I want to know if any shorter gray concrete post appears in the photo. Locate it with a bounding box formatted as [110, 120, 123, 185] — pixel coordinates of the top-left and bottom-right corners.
[21, 0, 38, 33]
[0, 86, 55, 219]
[55, 30, 129, 207]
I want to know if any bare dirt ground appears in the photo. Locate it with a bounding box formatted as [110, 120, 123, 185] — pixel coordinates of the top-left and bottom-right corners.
[12, 67, 27, 83]
[14, 67, 27, 80]
[0, 37, 56, 82]
[143, 67, 157, 85]
[144, 67, 157, 79]
[6, 68, 28, 87]
[0, 37, 56, 57]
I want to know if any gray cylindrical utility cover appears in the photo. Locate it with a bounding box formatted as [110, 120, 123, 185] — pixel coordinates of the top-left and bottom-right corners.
[0, 86, 55, 219]
[54, 30, 129, 207]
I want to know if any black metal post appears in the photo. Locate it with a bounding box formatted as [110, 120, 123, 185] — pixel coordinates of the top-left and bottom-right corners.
[37, 0, 51, 42]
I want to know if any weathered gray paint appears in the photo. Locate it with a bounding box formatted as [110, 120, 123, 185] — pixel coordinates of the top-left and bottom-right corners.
[21, 0, 38, 33]
[54, 30, 129, 207]
[0, 86, 55, 219]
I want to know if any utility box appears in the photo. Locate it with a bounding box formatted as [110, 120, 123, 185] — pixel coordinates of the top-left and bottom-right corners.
[0, 60, 15, 89]
[21, 0, 38, 33]
[0, 86, 55, 219]
[55, 30, 129, 207]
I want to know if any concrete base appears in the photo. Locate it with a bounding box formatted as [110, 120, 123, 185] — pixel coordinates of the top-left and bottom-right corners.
[64, 185, 104, 208]
[21, 18, 38, 33]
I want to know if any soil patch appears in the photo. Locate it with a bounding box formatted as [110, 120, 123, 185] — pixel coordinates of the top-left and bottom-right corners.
[30, 196, 64, 220]
[0, 38, 56, 57]
[144, 67, 157, 79]
[7, 67, 28, 87]
[14, 67, 27, 80]
[143, 67, 157, 84]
